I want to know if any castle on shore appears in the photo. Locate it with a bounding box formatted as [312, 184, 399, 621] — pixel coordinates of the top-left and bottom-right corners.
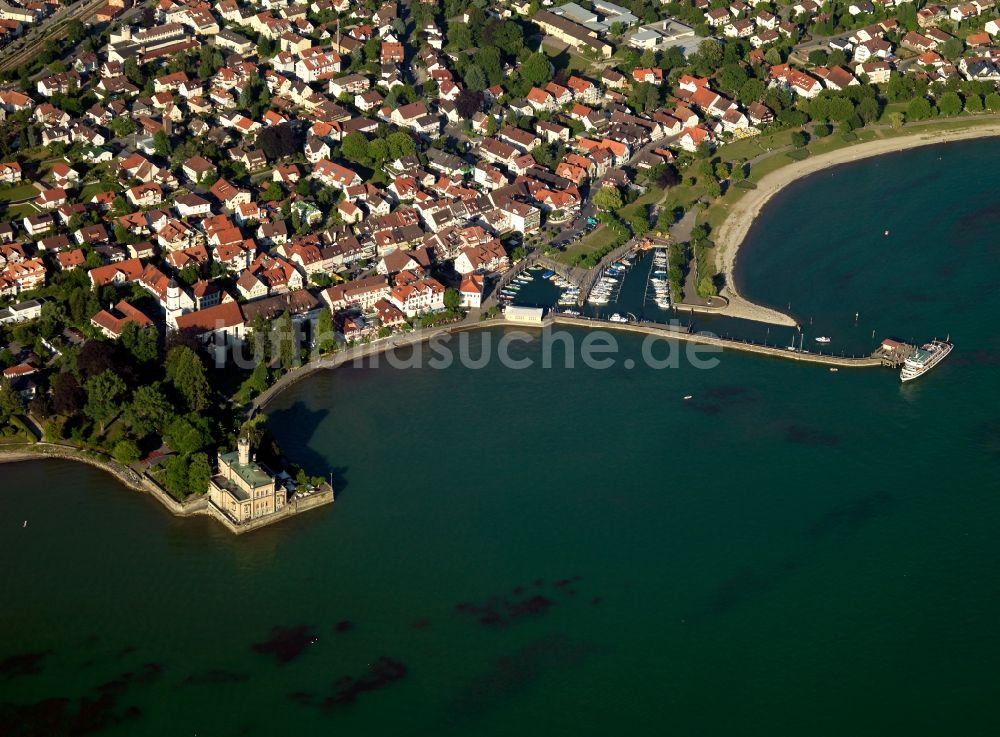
[208, 437, 287, 523]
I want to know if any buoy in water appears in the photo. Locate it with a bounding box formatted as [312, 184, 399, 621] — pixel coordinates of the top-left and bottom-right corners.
[884, 230, 890, 236]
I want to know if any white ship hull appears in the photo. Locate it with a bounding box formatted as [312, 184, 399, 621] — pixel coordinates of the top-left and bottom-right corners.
[900, 340, 952, 382]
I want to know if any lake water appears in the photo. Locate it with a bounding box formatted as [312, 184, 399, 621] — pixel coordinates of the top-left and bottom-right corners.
[3, 140, 1000, 736]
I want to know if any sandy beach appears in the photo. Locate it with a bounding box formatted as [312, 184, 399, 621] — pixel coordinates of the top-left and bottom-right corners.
[713, 122, 1000, 326]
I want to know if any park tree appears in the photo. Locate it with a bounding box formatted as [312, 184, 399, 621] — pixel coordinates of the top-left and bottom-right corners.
[187, 453, 212, 494]
[717, 64, 747, 94]
[937, 91, 962, 117]
[693, 39, 723, 73]
[940, 37, 964, 61]
[463, 64, 487, 92]
[476, 46, 503, 86]
[85, 370, 128, 434]
[986, 92, 1000, 111]
[120, 322, 158, 364]
[594, 186, 623, 211]
[387, 131, 416, 158]
[738, 79, 765, 104]
[366, 138, 388, 163]
[273, 311, 298, 370]
[164, 415, 210, 456]
[447, 22, 473, 51]
[808, 49, 829, 66]
[966, 94, 984, 113]
[315, 308, 336, 353]
[163, 455, 190, 497]
[246, 361, 271, 395]
[165, 346, 211, 412]
[258, 123, 298, 160]
[263, 181, 284, 201]
[153, 130, 171, 157]
[110, 117, 136, 138]
[125, 383, 173, 438]
[455, 89, 484, 119]
[907, 97, 933, 121]
[52, 372, 84, 416]
[492, 20, 523, 56]
[0, 382, 19, 424]
[444, 288, 461, 312]
[857, 96, 881, 125]
[77, 340, 116, 381]
[342, 132, 369, 164]
[521, 52, 553, 87]
[113, 440, 141, 466]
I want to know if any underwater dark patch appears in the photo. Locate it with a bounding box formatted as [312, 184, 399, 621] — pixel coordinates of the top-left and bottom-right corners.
[0, 651, 49, 680]
[252, 626, 319, 665]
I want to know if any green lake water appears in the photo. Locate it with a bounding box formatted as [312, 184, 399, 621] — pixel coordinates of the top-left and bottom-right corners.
[3, 140, 1000, 736]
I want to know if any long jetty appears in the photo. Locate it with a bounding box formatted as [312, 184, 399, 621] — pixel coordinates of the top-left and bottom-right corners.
[548, 313, 886, 368]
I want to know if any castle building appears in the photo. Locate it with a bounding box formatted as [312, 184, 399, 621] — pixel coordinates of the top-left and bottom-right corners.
[208, 437, 287, 523]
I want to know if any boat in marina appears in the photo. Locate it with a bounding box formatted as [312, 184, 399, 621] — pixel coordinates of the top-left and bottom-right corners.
[562, 309, 581, 316]
[815, 336, 831, 344]
[541, 270, 555, 278]
[900, 340, 953, 382]
[609, 313, 628, 323]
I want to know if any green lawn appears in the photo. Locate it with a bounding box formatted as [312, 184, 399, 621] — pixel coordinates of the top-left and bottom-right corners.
[554, 224, 617, 265]
[0, 182, 39, 202]
[541, 42, 594, 76]
[78, 182, 103, 203]
[715, 128, 798, 162]
[4, 202, 38, 219]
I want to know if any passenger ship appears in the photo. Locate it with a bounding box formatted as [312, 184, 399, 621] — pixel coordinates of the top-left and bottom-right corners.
[900, 340, 953, 382]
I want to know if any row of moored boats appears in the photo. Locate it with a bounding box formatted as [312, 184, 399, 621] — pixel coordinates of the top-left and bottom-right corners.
[649, 249, 671, 310]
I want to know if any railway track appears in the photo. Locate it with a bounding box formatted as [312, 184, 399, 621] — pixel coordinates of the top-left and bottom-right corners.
[0, 0, 110, 73]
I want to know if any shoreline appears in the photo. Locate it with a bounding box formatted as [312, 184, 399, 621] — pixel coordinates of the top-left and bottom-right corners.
[713, 122, 1000, 323]
[0, 442, 214, 519]
[251, 318, 496, 412]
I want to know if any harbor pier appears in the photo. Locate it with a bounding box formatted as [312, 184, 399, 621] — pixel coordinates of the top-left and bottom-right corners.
[547, 313, 889, 369]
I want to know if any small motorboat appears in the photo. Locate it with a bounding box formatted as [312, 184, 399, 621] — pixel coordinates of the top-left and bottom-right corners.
[830, 368, 838, 373]
[815, 336, 831, 344]
[683, 395, 693, 400]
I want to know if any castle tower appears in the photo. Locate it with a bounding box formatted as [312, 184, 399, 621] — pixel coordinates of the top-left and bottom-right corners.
[238, 436, 250, 466]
